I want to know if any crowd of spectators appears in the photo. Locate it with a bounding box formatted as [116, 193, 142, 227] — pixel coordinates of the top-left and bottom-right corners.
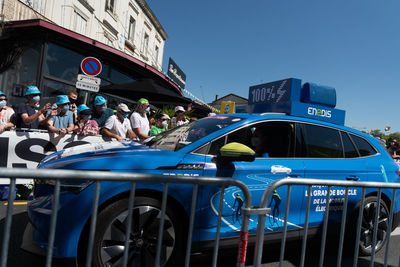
[0, 85, 196, 141]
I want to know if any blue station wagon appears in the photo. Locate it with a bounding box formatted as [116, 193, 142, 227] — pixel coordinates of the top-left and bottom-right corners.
[22, 79, 400, 266]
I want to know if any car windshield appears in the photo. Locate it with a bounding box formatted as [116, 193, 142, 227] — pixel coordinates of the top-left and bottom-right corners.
[150, 116, 243, 151]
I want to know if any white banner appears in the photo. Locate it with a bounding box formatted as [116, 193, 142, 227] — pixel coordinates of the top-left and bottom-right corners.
[0, 130, 112, 184]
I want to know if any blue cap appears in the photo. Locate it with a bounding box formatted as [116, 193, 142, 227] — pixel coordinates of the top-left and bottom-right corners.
[56, 95, 70, 105]
[25, 86, 41, 96]
[94, 95, 107, 105]
[0, 91, 5, 96]
[77, 104, 90, 114]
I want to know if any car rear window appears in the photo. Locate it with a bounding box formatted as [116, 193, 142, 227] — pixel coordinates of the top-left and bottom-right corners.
[349, 134, 377, 157]
[341, 131, 359, 158]
[302, 124, 343, 158]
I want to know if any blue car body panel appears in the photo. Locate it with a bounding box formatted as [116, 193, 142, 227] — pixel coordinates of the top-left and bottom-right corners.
[27, 113, 400, 258]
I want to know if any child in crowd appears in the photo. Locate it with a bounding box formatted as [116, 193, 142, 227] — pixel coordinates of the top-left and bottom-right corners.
[73, 104, 99, 136]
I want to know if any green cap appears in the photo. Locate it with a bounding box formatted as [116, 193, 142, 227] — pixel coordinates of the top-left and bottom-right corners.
[137, 98, 149, 106]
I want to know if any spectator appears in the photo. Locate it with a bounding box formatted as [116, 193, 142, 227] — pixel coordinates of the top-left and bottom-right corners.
[149, 113, 170, 136]
[92, 95, 114, 127]
[388, 140, 400, 160]
[170, 104, 192, 129]
[67, 88, 78, 119]
[15, 85, 52, 129]
[46, 95, 75, 135]
[73, 104, 99, 136]
[103, 103, 136, 141]
[0, 91, 15, 132]
[130, 98, 150, 141]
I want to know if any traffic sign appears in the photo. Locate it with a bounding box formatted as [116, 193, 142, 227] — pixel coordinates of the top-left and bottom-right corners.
[81, 57, 102, 76]
[77, 74, 101, 85]
[76, 81, 99, 92]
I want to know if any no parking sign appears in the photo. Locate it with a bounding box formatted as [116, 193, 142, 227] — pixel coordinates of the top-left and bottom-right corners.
[80, 57, 102, 76]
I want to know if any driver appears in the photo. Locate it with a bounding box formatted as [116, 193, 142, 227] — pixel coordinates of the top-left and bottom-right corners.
[251, 127, 269, 157]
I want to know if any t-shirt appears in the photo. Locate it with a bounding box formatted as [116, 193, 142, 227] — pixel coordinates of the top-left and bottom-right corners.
[104, 115, 132, 138]
[130, 111, 150, 139]
[92, 108, 114, 127]
[170, 117, 189, 129]
[0, 106, 15, 126]
[15, 103, 39, 129]
[49, 110, 74, 129]
[149, 126, 164, 136]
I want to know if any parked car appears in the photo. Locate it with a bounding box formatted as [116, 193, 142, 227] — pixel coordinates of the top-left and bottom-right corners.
[22, 112, 400, 266]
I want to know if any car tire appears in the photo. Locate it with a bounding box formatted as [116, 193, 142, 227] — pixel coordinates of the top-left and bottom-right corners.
[349, 196, 390, 256]
[89, 196, 185, 267]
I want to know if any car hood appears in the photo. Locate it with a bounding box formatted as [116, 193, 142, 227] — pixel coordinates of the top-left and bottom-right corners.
[39, 141, 183, 170]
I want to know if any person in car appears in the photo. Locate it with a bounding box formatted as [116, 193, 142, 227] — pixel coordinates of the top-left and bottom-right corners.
[129, 98, 150, 141]
[15, 85, 52, 129]
[46, 95, 75, 135]
[149, 113, 170, 136]
[251, 127, 270, 157]
[170, 103, 192, 129]
[73, 104, 99, 136]
[0, 91, 15, 132]
[91, 95, 114, 127]
[103, 103, 136, 141]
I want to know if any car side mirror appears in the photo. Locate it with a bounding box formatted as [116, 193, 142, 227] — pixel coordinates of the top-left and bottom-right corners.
[214, 142, 255, 164]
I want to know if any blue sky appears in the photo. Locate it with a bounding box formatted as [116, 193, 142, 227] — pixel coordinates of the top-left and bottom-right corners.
[147, 1, 400, 133]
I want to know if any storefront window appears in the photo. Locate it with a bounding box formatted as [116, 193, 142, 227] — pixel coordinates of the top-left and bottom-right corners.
[0, 41, 41, 106]
[44, 43, 83, 83]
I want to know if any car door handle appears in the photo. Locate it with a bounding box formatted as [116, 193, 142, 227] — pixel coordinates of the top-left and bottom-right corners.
[346, 175, 360, 181]
[288, 175, 299, 178]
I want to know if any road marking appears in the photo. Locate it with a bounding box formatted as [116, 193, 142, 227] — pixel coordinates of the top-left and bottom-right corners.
[3, 202, 27, 206]
[392, 227, 400, 236]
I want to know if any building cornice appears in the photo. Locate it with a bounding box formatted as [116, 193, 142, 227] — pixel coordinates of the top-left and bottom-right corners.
[135, 0, 168, 40]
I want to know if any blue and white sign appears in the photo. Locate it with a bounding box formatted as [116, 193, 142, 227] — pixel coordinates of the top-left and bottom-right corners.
[248, 78, 345, 125]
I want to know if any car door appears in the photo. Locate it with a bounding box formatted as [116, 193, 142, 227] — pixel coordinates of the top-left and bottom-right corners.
[298, 123, 367, 226]
[198, 121, 305, 240]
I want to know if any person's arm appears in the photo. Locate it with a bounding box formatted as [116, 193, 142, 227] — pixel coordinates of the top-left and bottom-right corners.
[66, 123, 75, 133]
[102, 127, 125, 141]
[133, 127, 149, 139]
[47, 119, 61, 134]
[127, 129, 137, 140]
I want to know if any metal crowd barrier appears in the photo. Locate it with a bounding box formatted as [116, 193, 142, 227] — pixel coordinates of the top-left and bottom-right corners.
[253, 178, 400, 267]
[0, 168, 253, 267]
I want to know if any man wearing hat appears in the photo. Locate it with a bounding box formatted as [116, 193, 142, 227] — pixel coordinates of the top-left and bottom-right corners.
[46, 95, 75, 135]
[91, 95, 114, 127]
[15, 85, 52, 129]
[0, 91, 15, 132]
[129, 98, 150, 141]
[103, 103, 136, 141]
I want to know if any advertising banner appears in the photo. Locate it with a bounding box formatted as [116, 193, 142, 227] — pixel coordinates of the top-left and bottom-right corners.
[167, 58, 186, 89]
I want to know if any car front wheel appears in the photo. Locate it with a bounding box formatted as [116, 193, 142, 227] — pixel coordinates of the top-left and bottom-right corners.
[90, 196, 183, 267]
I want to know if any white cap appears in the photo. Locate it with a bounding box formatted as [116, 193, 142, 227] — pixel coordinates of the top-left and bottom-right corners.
[174, 106, 185, 112]
[117, 103, 131, 112]
[161, 114, 170, 120]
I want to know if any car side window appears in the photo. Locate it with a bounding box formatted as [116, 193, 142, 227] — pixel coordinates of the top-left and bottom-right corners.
[208, 136, 226, 156]
[341, 131, 359, 158]
[302, 124, 343, 158]
[349, 134, 377, 157]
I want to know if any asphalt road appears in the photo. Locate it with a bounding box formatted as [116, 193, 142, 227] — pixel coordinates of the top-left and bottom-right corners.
[1, 201, 400, 267]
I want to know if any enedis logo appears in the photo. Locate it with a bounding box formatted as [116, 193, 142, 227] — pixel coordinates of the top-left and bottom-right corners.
[307, 107, 332, 118]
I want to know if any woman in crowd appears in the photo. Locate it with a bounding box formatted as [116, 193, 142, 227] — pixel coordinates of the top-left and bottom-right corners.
[170, 103, 192, 129]
[73, 104, 99, 136]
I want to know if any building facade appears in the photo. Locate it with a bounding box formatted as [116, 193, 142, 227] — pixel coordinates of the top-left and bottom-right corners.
[0, 0, 167, 72]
